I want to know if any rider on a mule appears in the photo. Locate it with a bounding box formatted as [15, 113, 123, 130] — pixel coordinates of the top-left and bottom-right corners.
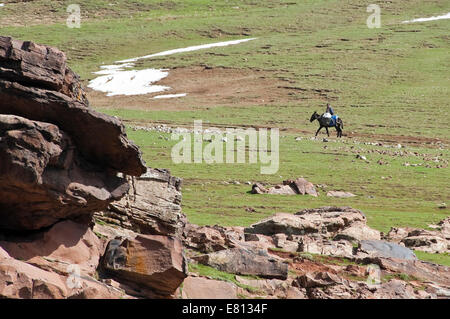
[323, 103, 335, 126]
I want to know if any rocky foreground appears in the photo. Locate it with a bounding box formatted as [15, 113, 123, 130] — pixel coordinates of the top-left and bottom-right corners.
[0, 36, 449, 299]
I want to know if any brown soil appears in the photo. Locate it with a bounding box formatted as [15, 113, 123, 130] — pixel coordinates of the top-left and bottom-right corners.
[87, 66, 302, 111]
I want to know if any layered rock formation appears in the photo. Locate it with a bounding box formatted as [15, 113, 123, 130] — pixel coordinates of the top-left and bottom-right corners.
[94, 169, 185, 238]
[0, 36, 146, 176]
[0, 36, 146, 231]
[385, 222, 449, 254]
[0, 37, 185, 299]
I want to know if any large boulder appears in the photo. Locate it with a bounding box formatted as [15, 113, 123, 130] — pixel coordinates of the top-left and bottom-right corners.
[0, 114, 129, 230]
[183, 223, 244, 253]
[0, 220, 103, 276]
[357, 240, 417, 260]
[244, 207, 379, 241]
[194, 247, 288, 280]
[95, 169, 186, 238]
[101, 234, 188, 297]
[0, 36, 146, 176]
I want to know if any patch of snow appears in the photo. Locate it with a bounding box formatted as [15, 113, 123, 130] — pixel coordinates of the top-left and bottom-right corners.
[0, 4, 4, 7]
[88, 69, 170, 96]
[117, 38, 257, 63]
[89, 38, 257, 96]
[153, 93, 187, 99]
[402, 12, 450, 23]
[93, 63, 134, 75]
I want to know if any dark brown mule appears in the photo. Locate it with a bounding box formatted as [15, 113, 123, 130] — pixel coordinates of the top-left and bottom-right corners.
[310, 111, 344, 138]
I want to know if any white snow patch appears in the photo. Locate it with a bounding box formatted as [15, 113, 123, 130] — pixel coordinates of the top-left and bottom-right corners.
[93, 63, 135, 75]
[88, 38, 257, 96]
[153, 93, 187, 99]
[116, 38, 257, 63]
[88, 69, 169, 96]
[402, 12, 450, 23]
[0, 4, 4, 7]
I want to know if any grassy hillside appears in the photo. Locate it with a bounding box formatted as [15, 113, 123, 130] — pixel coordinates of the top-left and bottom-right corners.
[1, 0, 449, 265]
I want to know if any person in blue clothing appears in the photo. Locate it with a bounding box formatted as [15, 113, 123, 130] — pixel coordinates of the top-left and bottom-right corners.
[323, 103, 334, 126]
[325, 103, 334, 116]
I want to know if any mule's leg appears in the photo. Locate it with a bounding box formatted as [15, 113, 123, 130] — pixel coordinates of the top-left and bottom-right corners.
[325, 127, 330, 137]
[315, 126, 323, 137]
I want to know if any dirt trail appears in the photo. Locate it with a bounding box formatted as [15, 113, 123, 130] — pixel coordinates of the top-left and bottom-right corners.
[124, 118, 448, 147]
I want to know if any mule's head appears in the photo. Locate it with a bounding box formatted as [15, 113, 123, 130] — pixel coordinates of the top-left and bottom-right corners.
[310, 111, 319, 122]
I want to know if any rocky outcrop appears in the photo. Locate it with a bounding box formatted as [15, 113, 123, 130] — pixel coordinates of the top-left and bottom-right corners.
[101, 234, 188, 297]
[0, 114, 130, 230]
[251, 178, 318, 196]
[94, 169, 185, 238]
[385, 220, 450, 254]
[0, 36, 146, 231]
[0, 220, 103, 277]
[184, 206, 450, 299]
[0, 37, 189, 299]
[244, 207, 380, 242]
[0, 235, 125, 299]
[183, 223, 244, 253]
[0, 36, 146, 176]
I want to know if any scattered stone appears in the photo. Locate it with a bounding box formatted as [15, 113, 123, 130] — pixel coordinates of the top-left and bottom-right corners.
[356, 154, 369, 162]
[326, 191, 356, 198]
[250, 178, 318, 197]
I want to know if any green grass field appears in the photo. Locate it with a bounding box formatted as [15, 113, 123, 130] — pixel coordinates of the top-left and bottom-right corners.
[1, 0, 448, 264]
